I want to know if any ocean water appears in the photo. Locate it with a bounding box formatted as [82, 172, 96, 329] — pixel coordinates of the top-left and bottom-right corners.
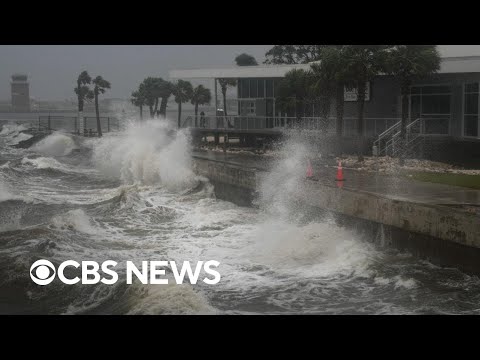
[1, 118, 480, 315]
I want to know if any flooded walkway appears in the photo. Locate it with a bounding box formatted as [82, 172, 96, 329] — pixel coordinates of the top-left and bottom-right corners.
[192, 150, 480, 208]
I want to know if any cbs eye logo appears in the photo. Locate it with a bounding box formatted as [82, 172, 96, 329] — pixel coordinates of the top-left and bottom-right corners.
[30, 259, 56, 285]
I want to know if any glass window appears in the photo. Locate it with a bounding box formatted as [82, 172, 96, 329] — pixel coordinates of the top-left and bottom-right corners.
[250, 79, 258, 98]
[258, 79, 264, 98]
[239, 100, 256, 115]
[464, 115, 478, 137]
[421, 85, 451, 94]
[238, 79, 249, 98]
[266, 79, 273, 98]
[422, 95, 450, 114]
[237, 80, 242, 99]
[465, 93, 479, 115]
[410, 87, 422, 95]
[465, 83, 479, 93]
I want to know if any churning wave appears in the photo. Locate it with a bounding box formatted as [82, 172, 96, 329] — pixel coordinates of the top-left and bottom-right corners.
[2, 118, 480, 315]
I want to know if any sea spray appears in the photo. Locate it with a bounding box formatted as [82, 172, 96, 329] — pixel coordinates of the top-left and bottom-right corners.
[248, 134, 377, 278]
[91, 120, 196, 189]
[32, 132, 78, 157]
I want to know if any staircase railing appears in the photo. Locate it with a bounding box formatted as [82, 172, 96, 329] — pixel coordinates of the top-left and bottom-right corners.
[373, 120, 401, 155]
[379, 118, 423, 157]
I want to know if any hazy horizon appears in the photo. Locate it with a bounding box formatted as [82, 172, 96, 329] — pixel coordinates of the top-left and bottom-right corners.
[1, 45, 479, 102]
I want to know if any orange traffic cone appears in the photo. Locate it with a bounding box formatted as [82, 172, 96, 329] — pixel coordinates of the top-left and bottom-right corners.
[336, 161, 345, 181]
[306, 160, 314, 179]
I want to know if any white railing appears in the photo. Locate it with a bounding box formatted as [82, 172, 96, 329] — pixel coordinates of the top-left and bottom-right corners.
[375, 116, 450, 157]
[181, 115, 404, 136]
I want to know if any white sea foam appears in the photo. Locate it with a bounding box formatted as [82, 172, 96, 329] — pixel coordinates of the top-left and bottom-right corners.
[6, 132, 33, 146]
[394, 276, 418, 289]
[125, 282, 216, 315]
[0, 178, 25, 203]
[51, 209, 98, 234]
[21, 156, 71, 171]
[92, 119, 196, 190]
[32, 132, 77, 156]
[0, 123, 28, 136]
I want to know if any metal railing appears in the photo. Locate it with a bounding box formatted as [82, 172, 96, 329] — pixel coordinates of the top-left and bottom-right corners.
[181, 115, 403, 136]
[38, 115, 120, 135]
[375, 116, 450, 157]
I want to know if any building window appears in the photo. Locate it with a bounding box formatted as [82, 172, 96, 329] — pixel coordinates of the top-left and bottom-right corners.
[238, 79, 249, 98]
[249, 79, 258, 98]
[239, 100, 256, 116]
[266, 80, 274, 98]
[410, 85, 451, 135]
[464, 82, 479, 137]
[258, 79, 265, 98]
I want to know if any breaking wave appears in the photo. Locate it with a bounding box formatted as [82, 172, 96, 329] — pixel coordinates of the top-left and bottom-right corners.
[31, 132, 78, 156]
[92, 120, 196, 189]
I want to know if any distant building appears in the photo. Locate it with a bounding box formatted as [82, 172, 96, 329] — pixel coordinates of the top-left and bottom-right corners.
[11, 74, 30, 112]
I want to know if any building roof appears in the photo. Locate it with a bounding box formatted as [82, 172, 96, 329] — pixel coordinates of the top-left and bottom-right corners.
[440, 56, 480, 73]
[169, 63, 313, 79]
[169, 56, 480, 80]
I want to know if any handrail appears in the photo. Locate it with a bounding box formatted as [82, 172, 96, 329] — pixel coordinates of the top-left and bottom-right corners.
[374, 121, 401, 145]
[382, 118, 423, 156]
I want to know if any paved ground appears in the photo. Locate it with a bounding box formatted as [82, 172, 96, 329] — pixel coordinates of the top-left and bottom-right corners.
[192, 149, 480, 208]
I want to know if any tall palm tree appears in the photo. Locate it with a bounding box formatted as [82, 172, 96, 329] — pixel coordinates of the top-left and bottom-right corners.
[158, 80, 173, 119]
[92, 76, 111, 137]
[385, 45, 441, 139]
[310, 46, 351, 137]
[74, 71, 94, 133]
[217, 78, 237, 116]
[131, 87, 146, 121]
[172, 80, 193, 128]
[191, 85, 212, 126]
[341, 45, 391, 160]
[276, 69, 312, 120]
[141, 77, 162, 118]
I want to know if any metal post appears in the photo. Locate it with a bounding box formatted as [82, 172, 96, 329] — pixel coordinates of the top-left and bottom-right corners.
[48, 115, 51, 131]
[107, 117, 110, 132]
[214, 78, 218, 128]
[38, 116, 40, 131]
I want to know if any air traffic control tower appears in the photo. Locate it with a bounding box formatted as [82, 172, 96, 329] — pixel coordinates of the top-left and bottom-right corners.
[11, 74, 30, 112]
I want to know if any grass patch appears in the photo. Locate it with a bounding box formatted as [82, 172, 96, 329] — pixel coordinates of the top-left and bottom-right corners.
[405, 171, 480, 190]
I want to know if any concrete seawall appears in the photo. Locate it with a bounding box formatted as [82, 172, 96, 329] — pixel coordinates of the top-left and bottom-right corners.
[192, 155, 480, 274]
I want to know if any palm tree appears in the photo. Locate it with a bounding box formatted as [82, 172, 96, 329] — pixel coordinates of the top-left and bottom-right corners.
[172, 80, 193, 128]
[217, 78, 237, 116]
[157, 80, 173, 119]
[235, 53, 258, 66]
[141, 77, 161, 118]
[385, 45, 441, 139]
[191, 85, 212, 126]
[92, 76, 111, 137]
[74, 71, 94, 133]
[310, 46, 351, 137]
[276, 69, 312, 121]
[341, 45, 391, 160]
[131, 87, 146, 121]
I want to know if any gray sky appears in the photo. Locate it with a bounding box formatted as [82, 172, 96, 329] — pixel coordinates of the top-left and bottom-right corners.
[0, 45, 479, 101]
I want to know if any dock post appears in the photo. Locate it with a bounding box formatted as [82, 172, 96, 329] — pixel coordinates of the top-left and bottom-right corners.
[107, 117, 110, 132]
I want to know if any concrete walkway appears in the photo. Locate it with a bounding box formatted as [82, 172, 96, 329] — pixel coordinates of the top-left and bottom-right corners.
[192, 150, 480, 208]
